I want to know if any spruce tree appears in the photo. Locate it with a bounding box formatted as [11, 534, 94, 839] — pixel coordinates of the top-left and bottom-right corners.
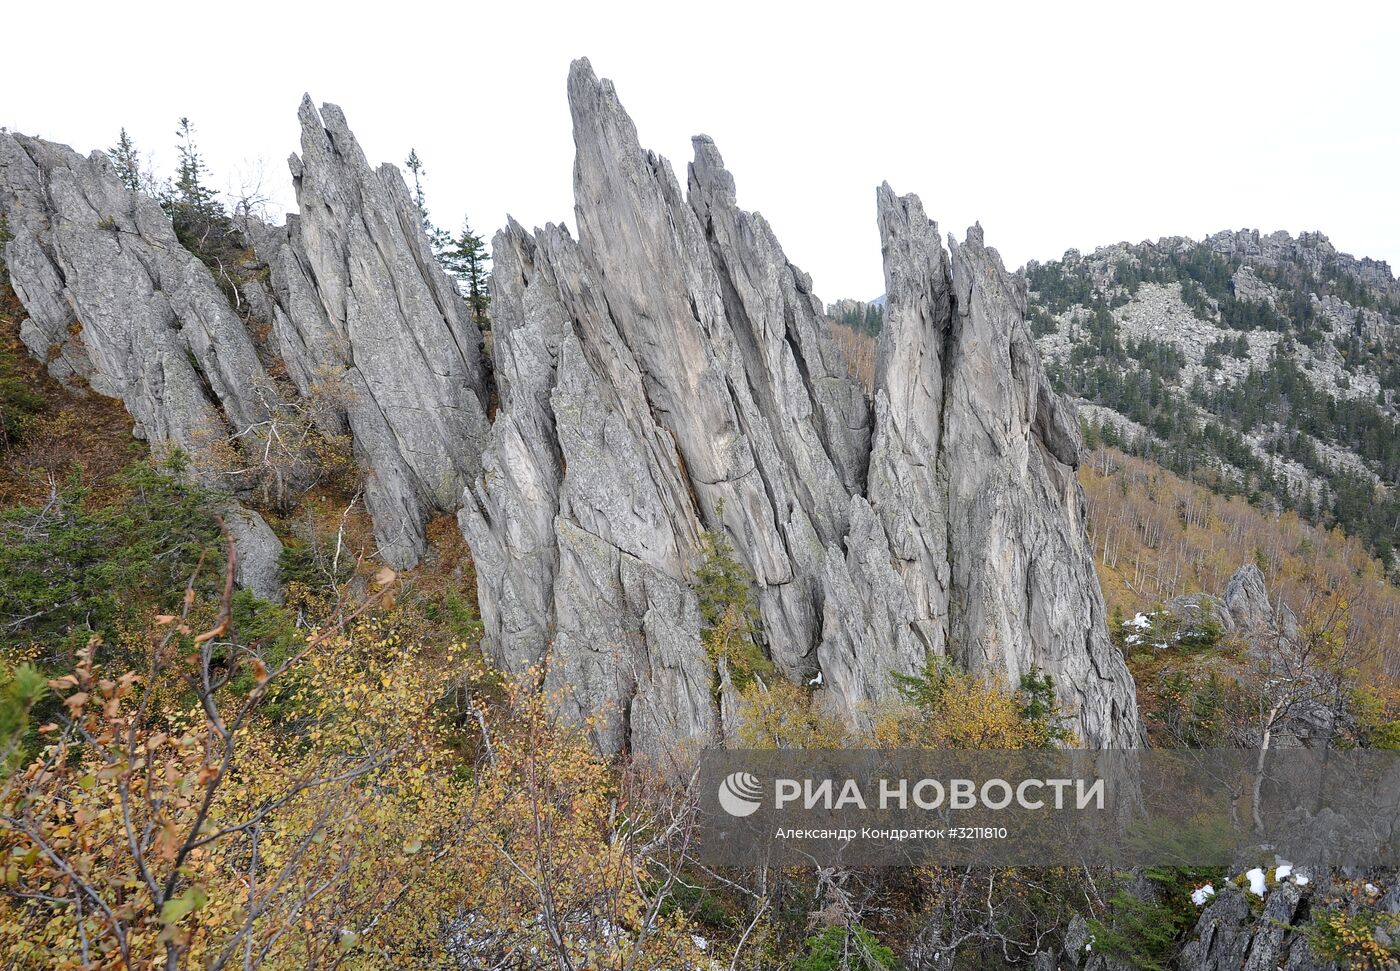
[109, 128, 143, 193]
[163, 118, 241, 277]
[404, 148, 450, 256]
[441, 218, 491, 325]
[172, 118, 221, 219]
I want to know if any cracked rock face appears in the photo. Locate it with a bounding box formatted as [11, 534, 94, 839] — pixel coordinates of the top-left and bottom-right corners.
[250, 98, 492, 567]
[462, 59, 1141, 754]
[0, 132, 270, 456]
[0, 131, 284, 587]
[1, 99, 497, 585]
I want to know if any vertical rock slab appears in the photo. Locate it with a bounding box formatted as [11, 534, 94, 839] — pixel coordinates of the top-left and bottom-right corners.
[865, 186, 955, 656]
[255, 98, 492, 567]
[462, 59, 1142, 753]
[942, 222, 1140, 747]
[465, 60, 879, 753]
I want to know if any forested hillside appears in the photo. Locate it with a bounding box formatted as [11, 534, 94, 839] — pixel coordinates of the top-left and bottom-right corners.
[1027, 231, 1400, 570]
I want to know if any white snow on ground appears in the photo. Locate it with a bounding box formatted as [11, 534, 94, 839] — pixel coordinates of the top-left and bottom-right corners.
[1192, 885, 1216, 906]
[1245, 868, 1267, 897]
[1124, 613, 1152, 629]
[1275, 864, 1293, 880]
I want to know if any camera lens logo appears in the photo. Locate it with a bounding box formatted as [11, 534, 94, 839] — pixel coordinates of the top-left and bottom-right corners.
[718, 771, 764, 818]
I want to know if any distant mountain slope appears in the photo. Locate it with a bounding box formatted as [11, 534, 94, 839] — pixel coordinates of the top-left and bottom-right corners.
[1026, 229, 1400, 569]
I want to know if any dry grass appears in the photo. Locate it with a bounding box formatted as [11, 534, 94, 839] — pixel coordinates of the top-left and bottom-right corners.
[0, 288, 141, 508]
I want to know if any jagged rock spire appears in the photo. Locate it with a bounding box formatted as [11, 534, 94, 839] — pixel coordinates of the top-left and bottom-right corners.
[0, 96, 497, 585]
[0, 130, 284, 597]
[462, 59, 1142, 752]
[250, 97, 492, 567]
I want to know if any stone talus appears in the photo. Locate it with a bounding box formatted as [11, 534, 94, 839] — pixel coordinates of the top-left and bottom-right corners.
[462, 58, 1141, 753]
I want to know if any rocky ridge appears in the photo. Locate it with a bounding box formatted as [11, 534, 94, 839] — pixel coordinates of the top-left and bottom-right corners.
[0, 99, 492, 576]
[461, 58, 1140, 754]
[2, 61, 1141, 754]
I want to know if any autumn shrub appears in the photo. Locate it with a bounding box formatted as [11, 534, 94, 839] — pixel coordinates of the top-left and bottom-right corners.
[735, 679, 848, 749]
[872, 656, 1075, 750]
[1303, 906, 1400, 969]
[0, 551, 708, 969]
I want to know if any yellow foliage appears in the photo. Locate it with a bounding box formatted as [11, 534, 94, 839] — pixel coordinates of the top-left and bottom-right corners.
[0, 602, 704, 968]
[870, 666, 1064, 751]
[734, 661, 1072, 752]
[734, 679, 849, 749]
[1081, 446, 1400, 687]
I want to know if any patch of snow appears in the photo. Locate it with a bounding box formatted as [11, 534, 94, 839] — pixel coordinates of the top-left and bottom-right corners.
[1192, 884, 1216, 906]
[692, 935, 709, 951]
[1365, 883, 1380, 895]
[808, 671, 823, 686]
[1124, 613, 1152, 629]
[1275, 864, 1293, 881]
[1294, 874, 1309, 886]
[1245, 868, 1267, 897]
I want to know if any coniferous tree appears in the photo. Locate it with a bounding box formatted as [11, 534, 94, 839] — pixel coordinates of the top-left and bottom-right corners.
[109, 128, 143, 193]
[404, 148, 450, 256]
[171, 118, 221, 219]
[442, 218, 491, 325]
[161, 118, 244, 289]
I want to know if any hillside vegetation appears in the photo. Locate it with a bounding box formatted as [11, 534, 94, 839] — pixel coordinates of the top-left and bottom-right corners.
[1029, 231, 1400, 569]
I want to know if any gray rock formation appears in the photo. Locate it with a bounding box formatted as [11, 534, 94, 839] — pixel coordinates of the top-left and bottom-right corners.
[1178, 883, 1332, 971]
[942, 220, 1136, 744]
[1224, 563, 1299, 642]
[0, 130, 284, 590]
[462, 59, 1141, 754]
[0, 132, 270, 458]
[2, 63, 1142, 756]
[249, 97, 492, 567]
[225, 505, 285, 603]
[1, 98, 497, 585]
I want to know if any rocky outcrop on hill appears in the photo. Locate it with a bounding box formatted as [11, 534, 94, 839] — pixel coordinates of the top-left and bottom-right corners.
[0, 130, 285, 586]
[1204, 228, 1398, 300]
[1, 98, 494, 576]
[2, 63, 1142, 755]
[247, 98, 492, 567]
[462, 58, 1141, 754]
[0, 132, 271, 457]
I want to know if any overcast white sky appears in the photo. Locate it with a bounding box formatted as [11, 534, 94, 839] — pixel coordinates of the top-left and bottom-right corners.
[6, 1, 1397, 301]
